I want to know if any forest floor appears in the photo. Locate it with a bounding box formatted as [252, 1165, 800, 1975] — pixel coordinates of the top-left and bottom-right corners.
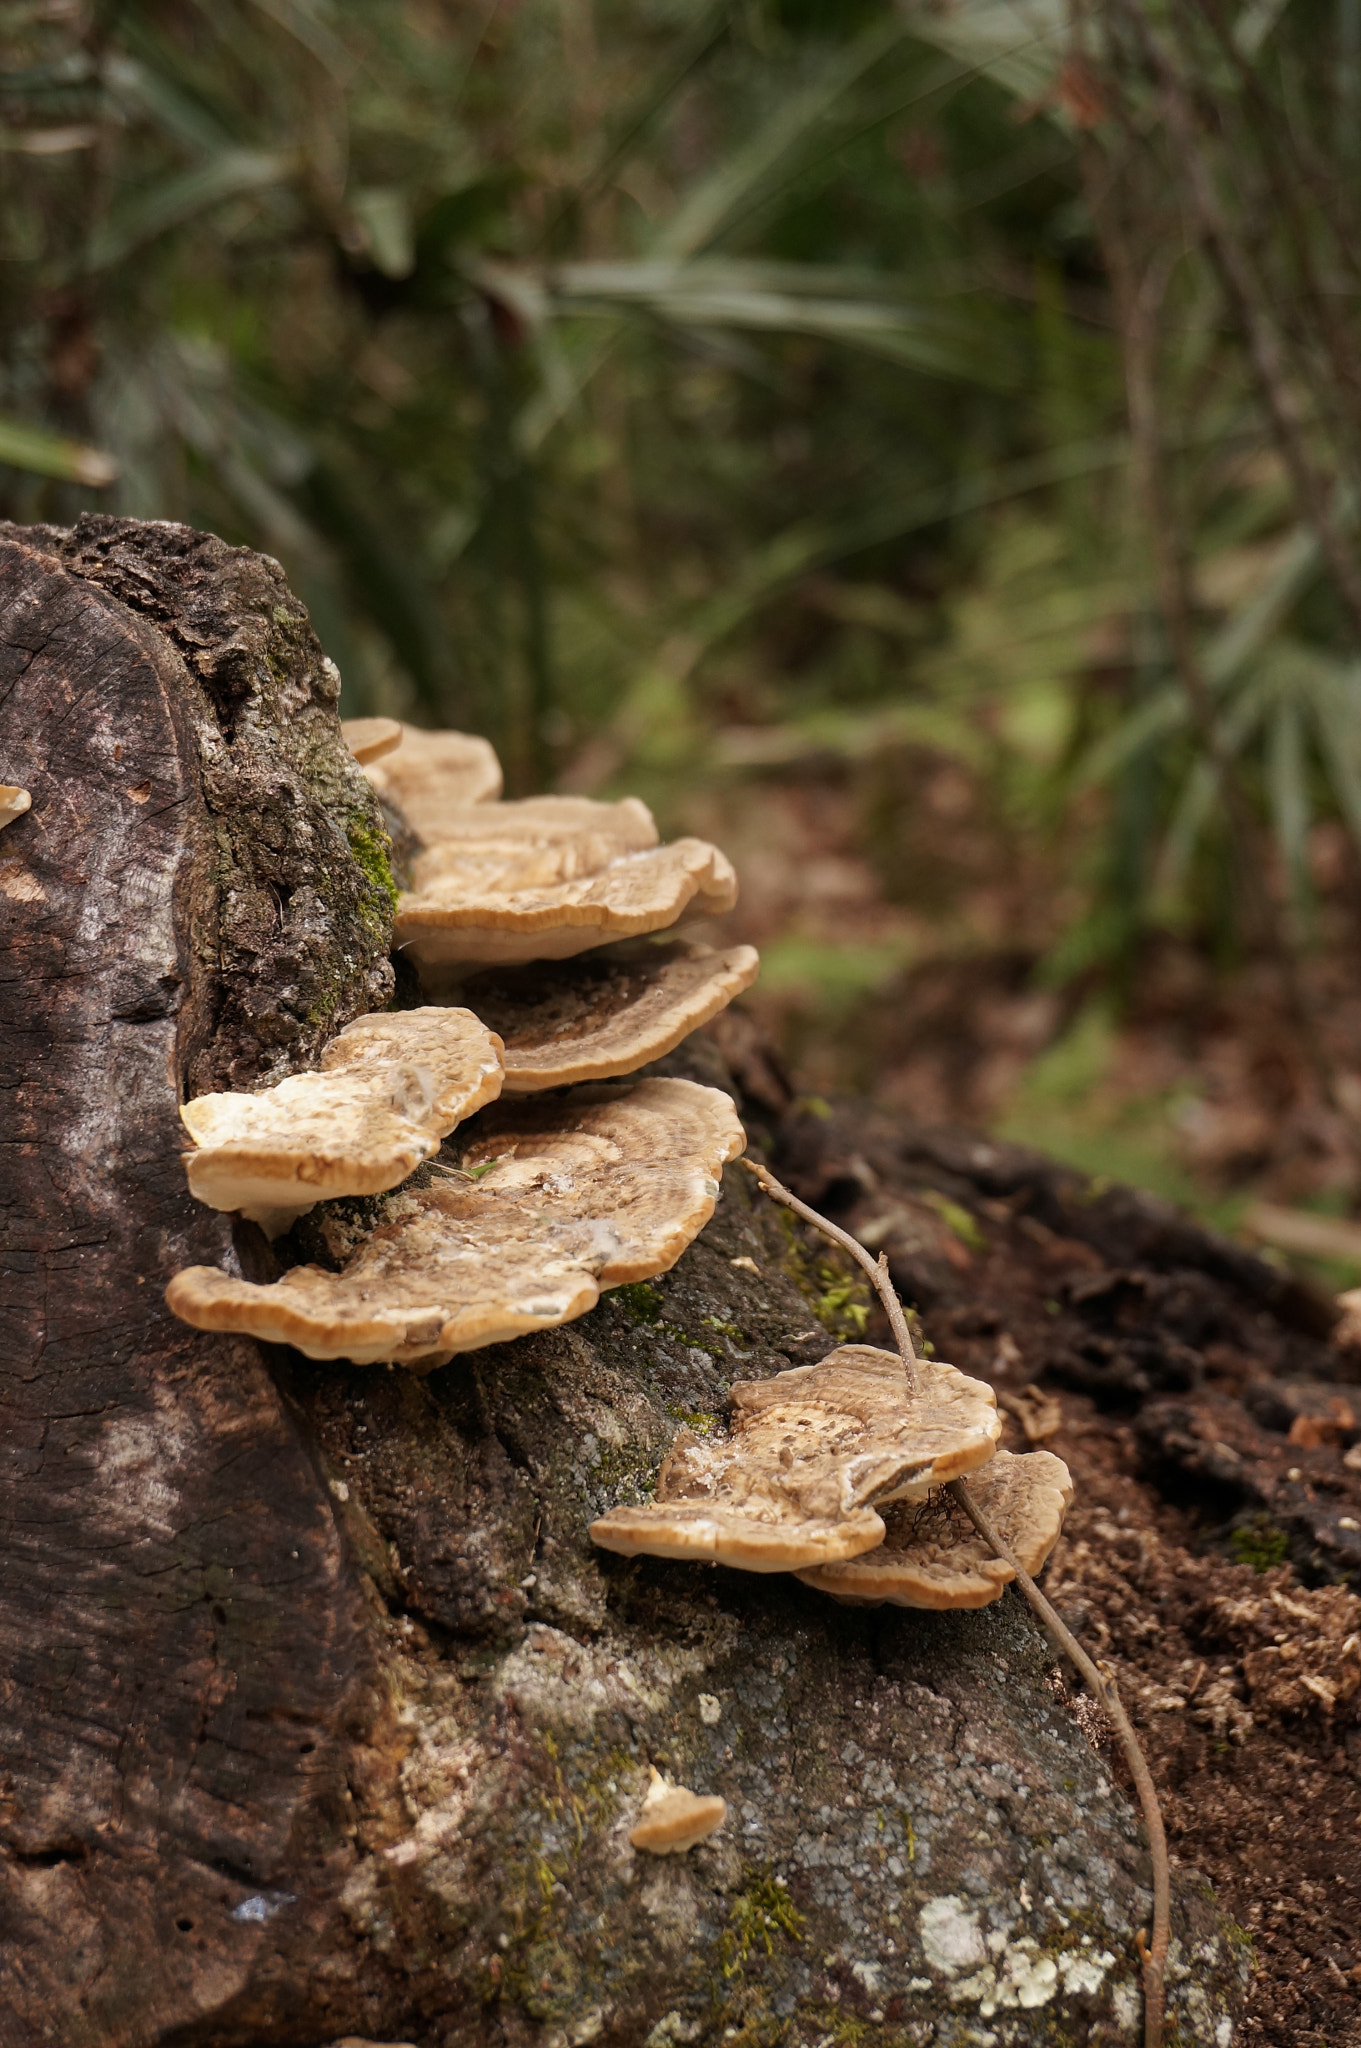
[684, 750, 1361, 1271]
[684, 738, 1361, 2048]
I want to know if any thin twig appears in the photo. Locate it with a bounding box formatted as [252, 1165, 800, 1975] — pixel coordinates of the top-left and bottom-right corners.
[743, 1156, 1169, 2048]
[739, 1157, 918, 1387]
[946, 1478, 1169, 2048]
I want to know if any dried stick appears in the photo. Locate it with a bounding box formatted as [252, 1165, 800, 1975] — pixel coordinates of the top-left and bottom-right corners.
[740, 1156, 918, 1388]
[743, 1156, 1169, 2048]
[946, 1479, 1169, 2048]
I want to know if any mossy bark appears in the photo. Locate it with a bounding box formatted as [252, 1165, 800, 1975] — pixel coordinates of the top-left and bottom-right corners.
[0, 521, 1247, 2048]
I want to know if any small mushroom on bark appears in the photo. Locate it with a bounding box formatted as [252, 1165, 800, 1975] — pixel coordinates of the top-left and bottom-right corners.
[394, 796, 737, 974]
[629, 1768, 727, 1854]
[362, 721, 503, 828]
[341, 715, 403, 764]
[589, 1344, 1001, 1571]
[178, 1007, 505, 1233]
[1, 785, 31, 829]
[461, 939, 760, 1091]
[166, 1077, 744, 1366]
[796, 1447, 1073, 1608]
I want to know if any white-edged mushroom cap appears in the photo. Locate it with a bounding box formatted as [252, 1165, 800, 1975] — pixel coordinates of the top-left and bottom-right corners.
[166, 1077, 745, 1365]
[729, 1345, 1002, 1501]
[341, 715, 403, 764]
[179, 1007, 505, 1231]
[363, 722, 503, 829]
[398, 821, 738, 973]
[796, 1447, 1073, 1609]
[589, 1345, 1001, 1574]
[0, 785, 32, 830]
[463, 939, 760, 1091]
[629, 1768, 727, 1854]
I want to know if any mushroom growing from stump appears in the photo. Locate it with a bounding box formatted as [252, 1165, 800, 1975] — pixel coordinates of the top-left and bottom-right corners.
[168, 1077, 745, 1367]
[341, 715, 403, 765]
[394, 793, 737, 976]
[589, 1343, 1001, 1570]
[1, 785, 31, 830]
[796, 1446, 1073, 1608]
[358, 720, 502, 824]
[629, 1769, 727, 1854]
[178, 1007, 505, 1235]
[459, 939, 760, 1091]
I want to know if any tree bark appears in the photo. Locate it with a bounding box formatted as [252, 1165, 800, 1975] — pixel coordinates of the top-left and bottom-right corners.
[0, 519, 1249, 2048]
[0, 517, 393, 2043]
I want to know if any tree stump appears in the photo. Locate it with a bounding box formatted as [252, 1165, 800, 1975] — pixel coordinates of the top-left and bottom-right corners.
[0, 519, 1247, 2048]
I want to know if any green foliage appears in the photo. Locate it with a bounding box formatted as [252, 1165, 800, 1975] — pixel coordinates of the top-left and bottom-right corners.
[6, 0, 1361, 995]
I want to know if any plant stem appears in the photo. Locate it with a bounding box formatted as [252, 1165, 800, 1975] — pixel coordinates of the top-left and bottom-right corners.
[743, 1154, 1168, 2048]
[947, 1477, 1169, 2048]
[739, 1157, 918, 1387]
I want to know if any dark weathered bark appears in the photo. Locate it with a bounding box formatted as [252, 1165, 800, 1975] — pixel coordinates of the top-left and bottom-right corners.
[1, 520, 1251, 2048]
[0, 518, 393, 2045]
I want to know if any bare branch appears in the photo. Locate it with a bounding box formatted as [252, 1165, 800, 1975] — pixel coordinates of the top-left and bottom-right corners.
[740, 1156, 917, 1387]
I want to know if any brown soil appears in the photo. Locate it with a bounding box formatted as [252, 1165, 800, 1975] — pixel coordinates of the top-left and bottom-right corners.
[739, 1067, 1361, 2048]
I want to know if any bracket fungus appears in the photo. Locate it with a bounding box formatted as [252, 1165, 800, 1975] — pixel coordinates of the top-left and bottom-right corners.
[167, 1077, 744, 1366]
[796, 1447, 1073, 1608]
[394, 795, 737, 973]
[361, 721, 503, 828]
[0, 784, 31, 829]
[589, 1344, 1001, 1571]
[629, 1769, 727, 1854]
[341, 715, 403, 765]
[178, 1007, 505, 1233]
[460, 939, 760, 1091]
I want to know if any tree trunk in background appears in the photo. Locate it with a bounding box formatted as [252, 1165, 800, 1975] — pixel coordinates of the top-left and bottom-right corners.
[0, 519, 1247, 2048]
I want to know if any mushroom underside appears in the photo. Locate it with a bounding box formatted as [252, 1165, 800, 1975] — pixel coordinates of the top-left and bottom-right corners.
[796, 1447, 1074, 1608]
[459, 939, 760, 1090]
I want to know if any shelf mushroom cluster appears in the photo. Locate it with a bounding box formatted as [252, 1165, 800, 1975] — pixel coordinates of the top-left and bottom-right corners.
[590, 1343, 1073, 1612]
[166, 720, 756, 1368]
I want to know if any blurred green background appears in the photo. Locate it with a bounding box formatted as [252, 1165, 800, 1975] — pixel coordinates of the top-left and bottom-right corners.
[9, 0, 1361, 1267]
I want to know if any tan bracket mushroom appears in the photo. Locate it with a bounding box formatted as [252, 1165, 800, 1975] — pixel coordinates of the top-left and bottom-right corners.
[629, 1768, 727, 1854]
[1, 785, 32, 830]
[360, 722, 503, 827]
[589, 1344, 1001, 1572]
[460, 939, 760, 1091]
[796, 1447, 1073, 1608]
[179, 1006, 505, 1234]
[167, 1076, 744, 1366]
[341, 716, 403, 765]
[394, 795, 736, 976]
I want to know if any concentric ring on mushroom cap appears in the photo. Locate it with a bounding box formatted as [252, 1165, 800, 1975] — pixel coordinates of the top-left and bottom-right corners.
[795, 1447, 1073, 1609]
[179, 1006, 505, 1230]
[166, 1077, 745, 1367]
[362, 722, 503, 830]
[398, 828, 739, 974]
[1, 785, 32, 829]
[589, 1344, 1001, 1573]
[460, 939, 760, 1091]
